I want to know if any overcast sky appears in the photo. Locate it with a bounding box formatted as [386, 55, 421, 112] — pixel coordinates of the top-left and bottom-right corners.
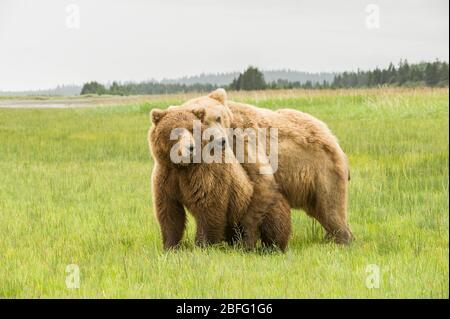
[0, 0, 448, 91]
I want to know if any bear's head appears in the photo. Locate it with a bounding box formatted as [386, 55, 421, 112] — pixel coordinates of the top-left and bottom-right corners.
[149, 108, 197, 167]
[172, 88, 233, 129]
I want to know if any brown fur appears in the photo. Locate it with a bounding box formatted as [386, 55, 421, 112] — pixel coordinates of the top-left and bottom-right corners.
[178, 89, 354, 244]
[238, 162, 292, 251]
[198, 109, 292, 251]
[148, 108, 291, 251]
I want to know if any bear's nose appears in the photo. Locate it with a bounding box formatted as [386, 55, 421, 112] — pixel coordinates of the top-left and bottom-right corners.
[216, 137, 226, 149]
[188, 145, 195, 153]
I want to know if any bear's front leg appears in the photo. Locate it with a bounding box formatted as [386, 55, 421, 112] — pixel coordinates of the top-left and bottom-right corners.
[195, 215, 226, 247]
[156, 202, 186, 250]
[240, 187, 269, 251]
[225, 223, 243, 246]
[241, 218, 260, 251]
[153, 183, 187, 250]
[260, 196, 292, 252]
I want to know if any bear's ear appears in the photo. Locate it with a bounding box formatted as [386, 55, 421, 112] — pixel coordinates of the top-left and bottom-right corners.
[150, 109, 167, 125]
[208, 88, 227, 104]
[192, 107, 206, 122]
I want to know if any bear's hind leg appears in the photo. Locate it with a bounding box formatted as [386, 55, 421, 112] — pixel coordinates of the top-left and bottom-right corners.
[306, 176, 353, 245]
[307, 206, 353, 244]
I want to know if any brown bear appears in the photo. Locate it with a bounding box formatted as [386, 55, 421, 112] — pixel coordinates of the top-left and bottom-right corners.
[175, 89, 354, 244]
[148, 107, 291, 251]
[192, 106, 292, 251]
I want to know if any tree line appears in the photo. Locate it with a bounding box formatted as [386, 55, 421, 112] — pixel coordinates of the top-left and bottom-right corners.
[332, 60, 448, 89]
[81, 81, 217, 96]
[81, 60, 449, 95]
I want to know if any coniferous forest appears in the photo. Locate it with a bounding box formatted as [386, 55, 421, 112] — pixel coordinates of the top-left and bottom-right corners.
[80, 60, 448, 95]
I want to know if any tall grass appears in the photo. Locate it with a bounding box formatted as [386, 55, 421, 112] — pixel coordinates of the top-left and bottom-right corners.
[0, 88, 448, 298]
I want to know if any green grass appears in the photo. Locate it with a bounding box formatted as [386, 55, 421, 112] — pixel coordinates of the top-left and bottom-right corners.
[0, 88, 448, 298]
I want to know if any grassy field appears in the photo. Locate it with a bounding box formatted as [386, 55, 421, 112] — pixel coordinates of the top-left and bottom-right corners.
[0, 88, 448, 298]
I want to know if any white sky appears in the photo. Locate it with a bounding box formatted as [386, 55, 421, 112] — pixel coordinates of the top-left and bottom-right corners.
[0, 0, 448, 91]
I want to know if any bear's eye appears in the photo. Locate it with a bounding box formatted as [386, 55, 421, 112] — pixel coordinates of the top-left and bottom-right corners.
[216, 116, 221, 123]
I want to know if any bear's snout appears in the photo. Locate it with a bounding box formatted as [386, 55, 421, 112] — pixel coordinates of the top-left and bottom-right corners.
[215, 137, 227, 149]
[187, 144, 195, 154]
[179, 143, 195, 157]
